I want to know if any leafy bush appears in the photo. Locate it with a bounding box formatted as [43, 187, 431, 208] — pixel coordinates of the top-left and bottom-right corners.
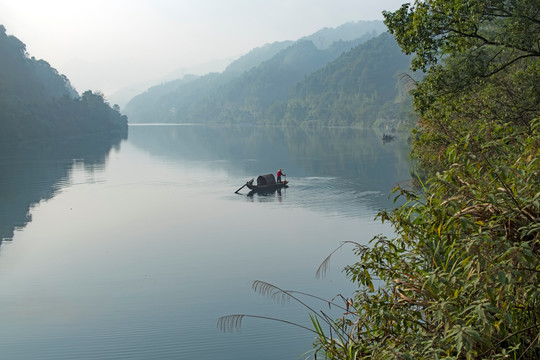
[312, 1, 540, 358]
[315, 118, 539, 359]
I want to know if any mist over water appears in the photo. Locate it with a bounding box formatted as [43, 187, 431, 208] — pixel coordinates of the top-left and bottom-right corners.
[0, 125, 410, 359]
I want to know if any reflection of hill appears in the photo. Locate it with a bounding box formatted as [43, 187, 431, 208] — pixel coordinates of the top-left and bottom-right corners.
[0, 133, 126, 243]
[128, 125, 411, 210]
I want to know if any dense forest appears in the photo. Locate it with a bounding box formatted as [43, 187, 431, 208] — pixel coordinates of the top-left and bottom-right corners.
[0, 25, 127, 144]
[279, 32, 414, 128]
[124, 21, 413, 128]
[305, 0, 539, 359]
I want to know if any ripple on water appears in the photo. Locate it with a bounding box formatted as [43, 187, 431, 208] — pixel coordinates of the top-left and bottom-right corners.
[276, 176, 387, 218]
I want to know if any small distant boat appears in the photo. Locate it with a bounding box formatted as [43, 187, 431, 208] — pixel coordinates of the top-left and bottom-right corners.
[382, 133, 396, 142]
[235, 174, 288, 193]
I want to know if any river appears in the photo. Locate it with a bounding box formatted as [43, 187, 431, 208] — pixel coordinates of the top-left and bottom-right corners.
[0, 124, 410, 359]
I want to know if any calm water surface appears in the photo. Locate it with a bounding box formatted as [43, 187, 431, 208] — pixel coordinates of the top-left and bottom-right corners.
[0, 125, 411, 359]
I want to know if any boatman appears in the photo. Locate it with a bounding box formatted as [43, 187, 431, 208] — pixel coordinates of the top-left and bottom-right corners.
[277, 169, 286, 182]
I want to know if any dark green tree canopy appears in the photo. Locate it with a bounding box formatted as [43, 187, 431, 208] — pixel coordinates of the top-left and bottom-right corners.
[382, 0, 540, 170]
[383, 0, 540, 74]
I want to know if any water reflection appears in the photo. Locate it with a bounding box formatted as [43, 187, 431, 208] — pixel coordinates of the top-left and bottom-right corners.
[1, 125, 410, 244]
[129, 124, 412, 214]
[246, 187, 286, 202]
[0, 133, 126, 243]
[0, 124, 411, 360]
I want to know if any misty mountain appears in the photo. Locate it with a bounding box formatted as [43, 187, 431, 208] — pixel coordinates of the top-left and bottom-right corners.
[0, 25, 127, 143]
[181, 37, 370, 124]
[124, 40, 294, 123]
[223, 41, 294, 75]
[301, 20, 387, 49]
[280, 32, 415, 128]
[124, 20, 386, 123]
[107, 56, 235, 108]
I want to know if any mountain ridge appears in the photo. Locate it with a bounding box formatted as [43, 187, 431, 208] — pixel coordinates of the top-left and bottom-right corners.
[124, 20, 388, 123]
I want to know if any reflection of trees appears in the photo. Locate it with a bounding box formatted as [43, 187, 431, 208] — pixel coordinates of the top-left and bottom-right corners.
[0, 133, 126, 244]
[129, 125, 411, 203]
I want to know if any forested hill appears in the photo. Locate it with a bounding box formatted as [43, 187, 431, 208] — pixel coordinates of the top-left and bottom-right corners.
[181, 37, 373, 124]
[0, 25, 127, 144]
[300, 20, 387, 49]
[280, 32, 414, 127]
[123, 40, 295, 123]
[124, 21, 390, 124]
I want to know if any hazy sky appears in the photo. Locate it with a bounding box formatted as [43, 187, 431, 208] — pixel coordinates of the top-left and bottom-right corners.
[1, 0, 406, 97]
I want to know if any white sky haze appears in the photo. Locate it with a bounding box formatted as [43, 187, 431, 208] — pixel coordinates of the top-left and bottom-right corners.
[1, 0, 407, 98]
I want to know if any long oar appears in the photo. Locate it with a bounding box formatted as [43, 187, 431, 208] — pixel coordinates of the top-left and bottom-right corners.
[235, 183, 247, 194]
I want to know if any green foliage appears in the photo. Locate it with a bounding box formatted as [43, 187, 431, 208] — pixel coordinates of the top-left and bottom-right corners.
[281, 33, 415, 128]
[383, 0, 540, 74]
[0, 25, 127, 143]
[320, 122, 539, 359]
[312, 1, 540, 359]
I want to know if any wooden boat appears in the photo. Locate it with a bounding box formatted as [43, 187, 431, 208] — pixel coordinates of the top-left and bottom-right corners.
[236, 174, 288, 193]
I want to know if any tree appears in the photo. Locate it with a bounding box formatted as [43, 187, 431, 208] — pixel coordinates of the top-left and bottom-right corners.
[312, 1, 540, 359]
[383, 0, 540, 73]
[383, 0, 540, 169]
[0, 27, 127, 143]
